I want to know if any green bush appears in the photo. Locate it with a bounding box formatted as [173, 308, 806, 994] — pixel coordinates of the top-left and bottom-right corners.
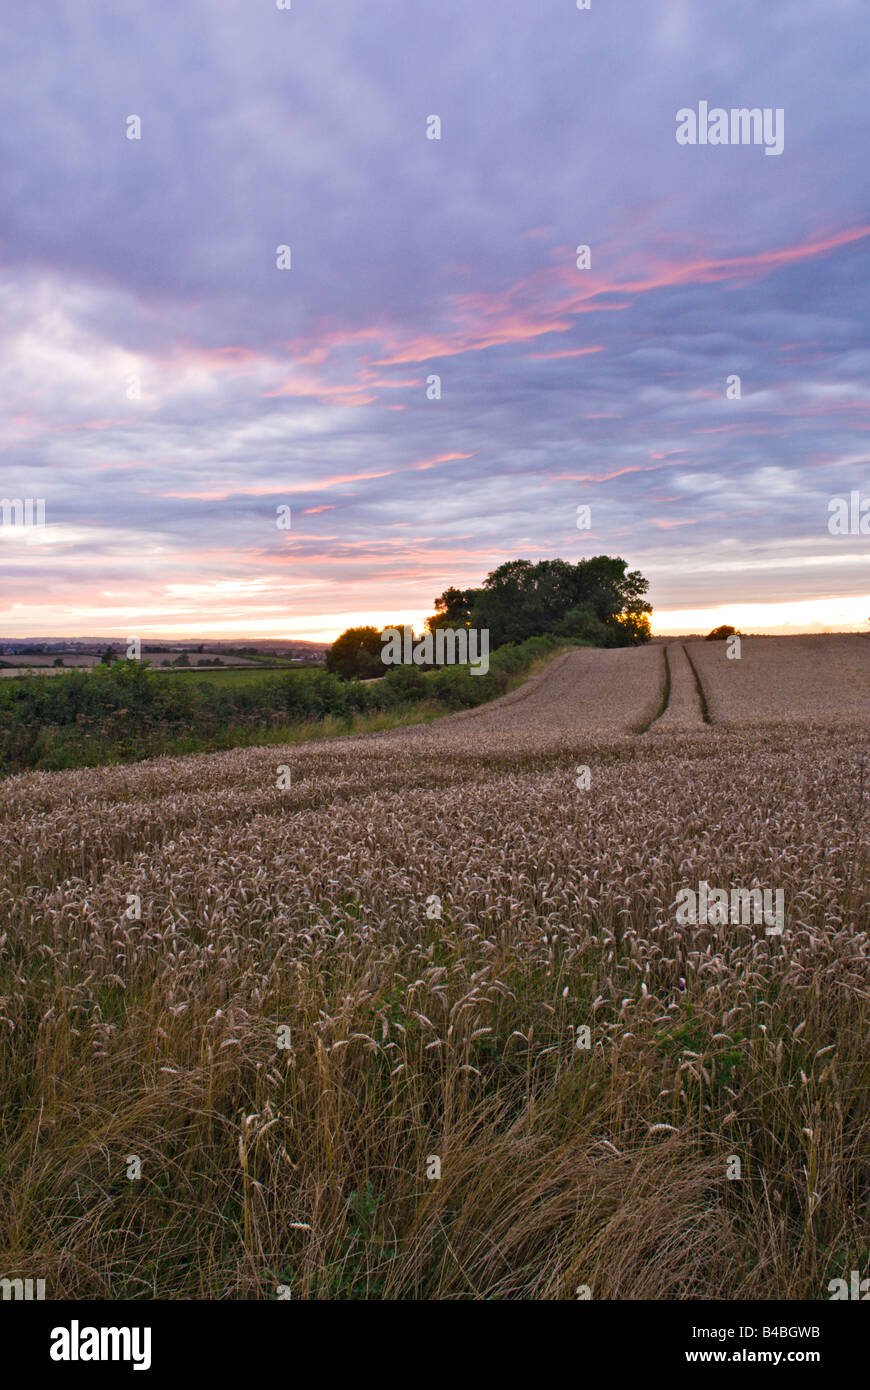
[382, 666, 428, 702]
[0, 634, 570, 774]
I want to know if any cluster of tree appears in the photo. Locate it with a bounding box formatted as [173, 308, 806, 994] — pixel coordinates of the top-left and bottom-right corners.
[705, 625, 740, 641]
[429, 557, 651, 647]
[326, 556, 652, 679]
[325, 627, 386, 680]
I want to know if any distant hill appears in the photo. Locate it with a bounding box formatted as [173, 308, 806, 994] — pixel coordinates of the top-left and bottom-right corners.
[0, 636, 329, 659]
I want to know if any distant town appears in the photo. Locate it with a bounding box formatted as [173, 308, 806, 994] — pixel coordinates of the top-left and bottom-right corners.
[0, 637, 329, 674]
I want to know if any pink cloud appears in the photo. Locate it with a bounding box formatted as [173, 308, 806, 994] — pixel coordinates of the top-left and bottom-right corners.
[527, 346, 605, 360]
[262, 372, 377, 406]
[548, 463, 666, 484]
[157, 469, 394, 500]
[408, 451, 475, 471]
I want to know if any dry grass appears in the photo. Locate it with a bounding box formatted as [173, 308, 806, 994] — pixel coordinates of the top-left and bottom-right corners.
[0, 639, 867, 1299]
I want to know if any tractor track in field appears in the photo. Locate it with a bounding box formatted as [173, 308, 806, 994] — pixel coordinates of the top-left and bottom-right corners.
[644, 642, 709, 733]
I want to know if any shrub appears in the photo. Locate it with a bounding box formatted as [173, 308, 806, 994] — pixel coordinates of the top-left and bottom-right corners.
[382, 666, 428, 703]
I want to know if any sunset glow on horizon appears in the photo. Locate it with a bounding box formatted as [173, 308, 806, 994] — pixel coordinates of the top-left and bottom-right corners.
[652, 593, 870, 639]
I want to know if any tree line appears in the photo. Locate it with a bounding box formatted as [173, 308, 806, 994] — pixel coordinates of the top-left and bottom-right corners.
[327, 555, 651, 679]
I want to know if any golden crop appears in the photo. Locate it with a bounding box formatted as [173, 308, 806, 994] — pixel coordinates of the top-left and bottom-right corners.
[0, 637, 867, 1299]
[688, 634, 870, 728]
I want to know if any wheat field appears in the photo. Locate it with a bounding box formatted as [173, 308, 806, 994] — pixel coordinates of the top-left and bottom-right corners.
[0, 636, 868, 1299]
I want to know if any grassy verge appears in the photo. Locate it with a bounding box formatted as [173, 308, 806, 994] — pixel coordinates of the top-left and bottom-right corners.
[0, 637, 578, 775]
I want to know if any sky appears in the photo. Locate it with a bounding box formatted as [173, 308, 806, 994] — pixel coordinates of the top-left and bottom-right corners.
[1, 0, 869, 641]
